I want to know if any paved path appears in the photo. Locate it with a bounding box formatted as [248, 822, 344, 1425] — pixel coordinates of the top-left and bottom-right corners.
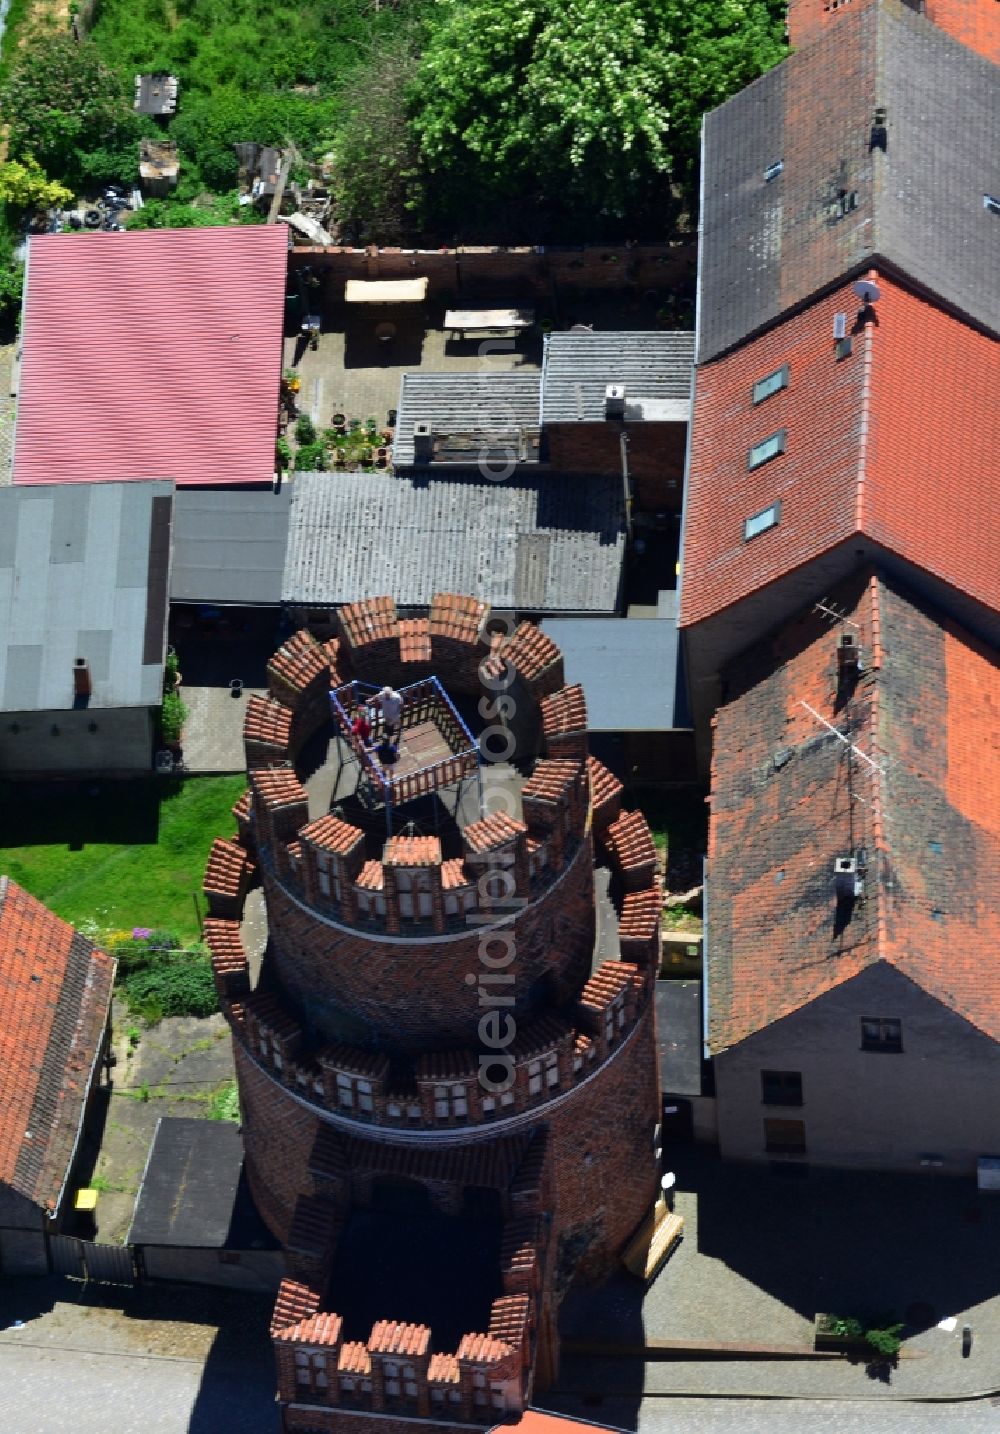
[0, 1340, 279, 1433]
[546, 1395, 1000, 1434]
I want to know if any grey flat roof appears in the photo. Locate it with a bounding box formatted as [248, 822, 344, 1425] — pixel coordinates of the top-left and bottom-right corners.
[0, 481, 171, 712]
[170, 486, 291, 605]
[541, 616, 686, 729]
[541, 331, 694, 424]
[656, 979, 703, 1096]
[283, 471, 625, 613]
[393, 372, 542, 467]
[128, 1117, 278, 1249]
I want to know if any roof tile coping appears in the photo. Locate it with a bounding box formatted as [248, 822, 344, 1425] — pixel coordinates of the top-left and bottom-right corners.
[299, 813, 366, 856]
[540, 684, 588, 738]
[249, 767, 308, 811]
[203, 837, 253, 896]
[429, 592, 490, 643]
[274, 1311, 344, 1346]
[605, 809, 657, 870]
[368, 1320, 432, 1357]
[267, 628, 333, 698]
[579, 959, 641, 1012]
[339, 596, 399, 648]
[521, 758, 583, 805]
[271, 1277, 324, 1336]
[243, 694, 293, 747]
[463, 812, 527, 854]
[384, 834, 443, 867]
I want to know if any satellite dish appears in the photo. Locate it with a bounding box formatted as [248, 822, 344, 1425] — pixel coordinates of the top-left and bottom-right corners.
[853, 278, 881, 305]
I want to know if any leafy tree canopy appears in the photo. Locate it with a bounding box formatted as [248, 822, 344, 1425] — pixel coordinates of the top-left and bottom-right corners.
[410, 0, 786, 235]
[0, 30, 141, 189]
[0, 160, 73, 212]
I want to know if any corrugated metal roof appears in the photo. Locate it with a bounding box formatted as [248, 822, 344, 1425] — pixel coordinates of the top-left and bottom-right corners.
[0, 481, 172, 711]
[170, 486, 291, 604]
[541, 617, 687, 730]
[540, 331, 694, 424]
[282, 472, 624, 613]
[393, 372, 542, 466]
[13, 226, 287, 488]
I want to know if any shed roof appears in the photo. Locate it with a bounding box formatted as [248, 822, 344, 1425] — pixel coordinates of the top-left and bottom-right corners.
[541, 617, 687, 730]
[393, 372, 542, 467]
[0, 481, 172, 711]
[698, 0, 1000, 362]
[170, 486, 291, 605]
[128, 1117, 278, 1249]
[0, 878, 115, 1212]
[282, 471, 624, 613]
[13, 226, 287, 488]
[541, 331, 694, 423]
[707, 572, 1000, 1053]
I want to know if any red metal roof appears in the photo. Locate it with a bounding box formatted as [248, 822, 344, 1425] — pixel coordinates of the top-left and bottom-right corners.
[680, 273, 1000, 629]
[13, 226, 287, 488]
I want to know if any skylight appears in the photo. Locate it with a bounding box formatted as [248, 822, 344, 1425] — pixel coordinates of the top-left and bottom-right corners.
[752, 365, 789, 405]
[744, 503, 781, 541]
[984, 195, 1000, 216]
[764, 160, 784, 183]
[747, 430, 786, 470]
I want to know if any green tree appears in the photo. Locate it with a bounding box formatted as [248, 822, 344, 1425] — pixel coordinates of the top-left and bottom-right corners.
[0, 159, 73, 211]
[0, 30, 141, 189]
[328, 33, 421, 244]
[411, 0, 786, 235]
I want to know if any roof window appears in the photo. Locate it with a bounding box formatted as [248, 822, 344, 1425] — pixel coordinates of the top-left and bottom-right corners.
[744, 502, 781, 541]
[747, 430, 786, 470]
[752, 364, 789, 405]
[984, 195, 1000, 216]
[764, 160, 784, 183]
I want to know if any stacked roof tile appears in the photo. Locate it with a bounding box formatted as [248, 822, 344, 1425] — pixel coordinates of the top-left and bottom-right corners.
[243, 696, 293, 751]
[463, 813, 527, 853]
[398, 618, 432, 663]
[339, 596, 399, 648]
[369, 1321, 431, 1357]
[300, 815, 365, 856]
[203, 838, 254, 899]
[540, 684, 588, 741]
[383, 835, 443, 867]
[429, 593, 489, 643]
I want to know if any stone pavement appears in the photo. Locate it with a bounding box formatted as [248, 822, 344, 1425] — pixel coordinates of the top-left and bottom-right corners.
[0, 1277, 278, 1434]
[179, 682, 266, 773]
[556, 1145, 1000, 1402]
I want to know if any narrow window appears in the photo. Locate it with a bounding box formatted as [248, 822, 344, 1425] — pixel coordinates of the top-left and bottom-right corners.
[761, 1070, 803, 1106]
[861, 1017, 902, 1052]
[747, 430, 786, 470]
[752, 364, 789, 405]
[744, 502, 781, 541]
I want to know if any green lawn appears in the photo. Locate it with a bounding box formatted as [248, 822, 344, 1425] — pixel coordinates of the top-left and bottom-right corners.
[0, 775, 246, 943]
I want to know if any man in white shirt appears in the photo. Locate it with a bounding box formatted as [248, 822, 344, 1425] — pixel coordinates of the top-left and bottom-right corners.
[376, 685, 403, 740]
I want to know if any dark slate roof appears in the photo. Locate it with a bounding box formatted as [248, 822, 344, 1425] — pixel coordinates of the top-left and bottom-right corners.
[170, 487, 291, 605]
[393, 372, 542, 467]
[128, 1117, 278, 1249]
[0, 878, 115, 1212]
[540, 331, 694, 423]
[282, 471, 625, 613]
[698, 0, 1000, 361]
[0, 481, 172, 711]
[541, 617, 688, 730]
[707, 571, 1000, 1053]
[656, 979, 703, 1096]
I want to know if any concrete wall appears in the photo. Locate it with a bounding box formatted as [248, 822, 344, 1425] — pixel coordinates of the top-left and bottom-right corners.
[0, 706, 155, 775]
[140, 1245, 285, 1293]
[714, 963, 1000, 1174]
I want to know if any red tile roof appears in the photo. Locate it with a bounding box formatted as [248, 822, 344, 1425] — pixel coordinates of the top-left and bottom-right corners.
[383, 835, 442, 867]
[681, 275, 1000, 630]
[463, 812, 527, 854]
[368, 1320, 431, 1357]
[13, 227, 287, 487]
[429, 593, 488, 643]
[0, 880, 115, 1210]
[300, 814, 364, 857]
[707, 573, 1000, 1051]
[501, 1413, 627, 1434]
[398, 617, 432, 663]
[339, 596, 398, 648]
[787, 0, 1000, 63]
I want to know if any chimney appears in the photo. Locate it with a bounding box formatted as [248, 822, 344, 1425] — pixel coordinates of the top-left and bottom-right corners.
[73, 657, 92, 698]
[604, 383, 626, 420]
[837, 631, 862, 674]
[833, 855, 862, 902]
[412, 422, 433, 463]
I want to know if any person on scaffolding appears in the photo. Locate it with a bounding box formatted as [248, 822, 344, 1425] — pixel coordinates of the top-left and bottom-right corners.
[373, 685, 402, 764]
[350, 707, 372, 748]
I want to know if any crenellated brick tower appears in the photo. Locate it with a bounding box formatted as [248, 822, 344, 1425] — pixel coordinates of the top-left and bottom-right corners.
[203, 593, 662, 1434]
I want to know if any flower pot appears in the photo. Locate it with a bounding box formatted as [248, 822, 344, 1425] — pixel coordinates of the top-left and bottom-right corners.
[332, 412, 346, 427]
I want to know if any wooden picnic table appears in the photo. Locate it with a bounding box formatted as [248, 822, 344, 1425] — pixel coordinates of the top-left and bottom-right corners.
[444, 307, 535, 338]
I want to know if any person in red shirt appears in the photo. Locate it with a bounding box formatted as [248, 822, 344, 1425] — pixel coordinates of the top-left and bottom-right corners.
[350, 709, 372, 746]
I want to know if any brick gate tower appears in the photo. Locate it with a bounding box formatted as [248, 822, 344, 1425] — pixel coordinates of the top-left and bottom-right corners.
[203, 594, 662, 1433]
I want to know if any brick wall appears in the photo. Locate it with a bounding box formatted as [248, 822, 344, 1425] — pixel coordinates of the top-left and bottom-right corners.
[289, 242, 696, 300]
[546, 423, 687, 511]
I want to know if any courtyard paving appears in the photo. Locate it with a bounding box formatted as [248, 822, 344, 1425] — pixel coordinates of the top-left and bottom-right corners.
[555, 1145, 1000, 1402]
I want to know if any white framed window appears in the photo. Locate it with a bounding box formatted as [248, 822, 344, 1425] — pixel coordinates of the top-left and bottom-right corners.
[752, 364, 789, 404]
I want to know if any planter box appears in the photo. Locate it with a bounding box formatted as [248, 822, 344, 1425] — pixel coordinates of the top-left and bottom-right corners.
[814, 1315, 869, 1353]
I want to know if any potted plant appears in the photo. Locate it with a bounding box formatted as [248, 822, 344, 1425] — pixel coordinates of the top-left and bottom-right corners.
[283, 367, 301, 395]
[375, 447, 388, 468]
[331, 411, 346, 431]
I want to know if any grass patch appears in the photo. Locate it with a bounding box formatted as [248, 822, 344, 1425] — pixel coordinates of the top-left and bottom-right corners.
[0, 775, 246, 942]
[207, 1080, 240, 1123]
[630, 786, 708, 861]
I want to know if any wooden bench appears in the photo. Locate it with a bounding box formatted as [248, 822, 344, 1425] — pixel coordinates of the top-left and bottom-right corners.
[621, 1197, 684, 1281]
[444, 307, 535, 339]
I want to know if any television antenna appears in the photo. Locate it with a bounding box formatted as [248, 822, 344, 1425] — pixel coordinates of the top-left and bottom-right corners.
[813, 598, 860, 630]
